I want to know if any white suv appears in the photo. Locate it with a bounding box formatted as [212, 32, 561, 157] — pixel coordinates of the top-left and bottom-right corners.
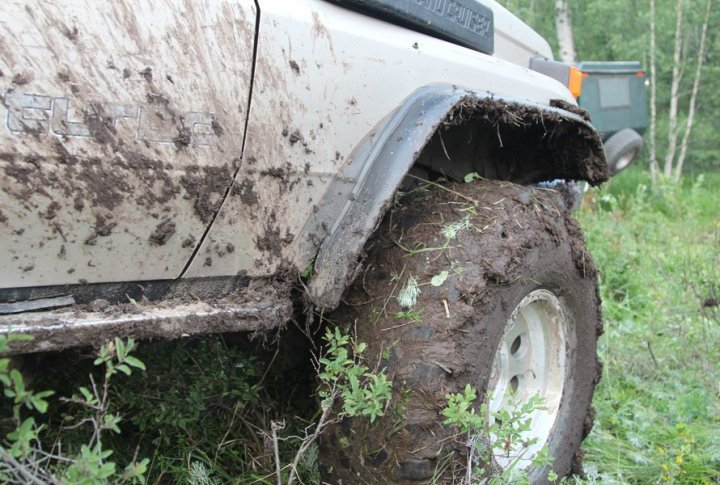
[1, 1, 607, 482]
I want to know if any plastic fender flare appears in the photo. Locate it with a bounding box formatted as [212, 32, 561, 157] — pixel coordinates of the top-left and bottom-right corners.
[305, 84, 606, 310]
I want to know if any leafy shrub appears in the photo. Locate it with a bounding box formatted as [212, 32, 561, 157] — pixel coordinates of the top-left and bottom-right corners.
[0, 336, 148, 483]
[442, 384, 554, 484]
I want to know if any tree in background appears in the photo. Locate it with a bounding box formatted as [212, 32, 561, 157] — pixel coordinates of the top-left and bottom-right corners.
[648, 0, 658, 182]
[554, 0, 576, 62]
[500, 0, 719, 178]
[662, 0, 687, 182]
[664, 0, 712, 182]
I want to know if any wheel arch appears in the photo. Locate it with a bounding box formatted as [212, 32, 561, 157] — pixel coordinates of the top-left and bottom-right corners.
[306, 85, 608, 310]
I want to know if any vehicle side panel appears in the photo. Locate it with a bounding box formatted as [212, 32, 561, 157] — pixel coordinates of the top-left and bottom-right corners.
[0, 0, 256, 289]
[184, 0, 576, 279]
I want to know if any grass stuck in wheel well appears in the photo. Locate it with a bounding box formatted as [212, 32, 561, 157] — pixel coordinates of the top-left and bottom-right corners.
[577, 167, 720, 484]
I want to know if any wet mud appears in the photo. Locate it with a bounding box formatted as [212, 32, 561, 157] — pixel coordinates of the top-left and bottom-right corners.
[320, 180, 603, 483]
[1, 280, 293, 355]
[443, 97, 609, 186]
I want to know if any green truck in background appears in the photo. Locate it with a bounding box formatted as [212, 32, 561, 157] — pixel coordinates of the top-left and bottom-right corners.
[577, 61, 649, 175]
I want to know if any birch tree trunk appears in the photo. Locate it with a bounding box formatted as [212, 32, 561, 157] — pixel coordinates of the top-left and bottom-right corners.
[648, 0, 660, 184]
[555, 0, 576, 62]
[674, 0, 712, 182]
[663, 0, 686, 178]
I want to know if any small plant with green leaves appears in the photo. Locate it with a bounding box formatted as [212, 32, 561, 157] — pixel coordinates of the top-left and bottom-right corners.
[271, 327, 392, 485]
[430, 270, 449, 287]
[464, 172, 483, 183]
[0, 336, 56, 482]
[317, 328, 392, 423]
[394, 268, 456, 312]
[393, 309, 423, 323]
[65, 338, 146, 444]
[441, 217, 473, 240]
[0, 335, 148, 483]
[442, 384, 553, 484]
[188, 460, 221, 485]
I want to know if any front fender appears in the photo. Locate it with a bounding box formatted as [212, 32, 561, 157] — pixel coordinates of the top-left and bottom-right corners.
[306, 85, 607, 310]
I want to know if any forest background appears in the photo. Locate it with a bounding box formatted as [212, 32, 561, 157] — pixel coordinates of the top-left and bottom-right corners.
[502, 0, 719, 178]
[498, 1, 720, 482]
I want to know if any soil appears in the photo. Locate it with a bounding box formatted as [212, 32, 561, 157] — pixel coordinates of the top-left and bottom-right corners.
[62, 25, 79, 41]
[148, 218, 177, 246]
[242, 178, 261, 205]
[85, 106, 119, 146]
[0, 280, 294, 355]
[181, 235, 197, 249]
[443, 97, 609, 186]
[550, 99, 591, 122]
[179, 165, 233, 223]
[255, 224, 294, 257]
[211, 119, 224, 137]
[11, 73, 32, 85]
[173, 127, 192, 150]
[42, 201, 61, 220]
[288, 130, 303, 145]
[139, 67, 153, 83]
[84, 214, 118, 246]
[320, 180, 602, 483]
[260, 162, 294, 191]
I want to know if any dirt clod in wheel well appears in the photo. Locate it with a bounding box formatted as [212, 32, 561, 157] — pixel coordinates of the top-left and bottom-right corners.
[418, 96, 608, 187]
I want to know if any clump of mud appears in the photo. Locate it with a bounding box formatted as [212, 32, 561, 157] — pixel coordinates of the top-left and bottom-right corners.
[320, 179, 602, 483]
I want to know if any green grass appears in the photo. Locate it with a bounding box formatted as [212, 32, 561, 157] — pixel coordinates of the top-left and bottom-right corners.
[5, 167, 718, 484]
[19, 332, 321, 484]
[577, 167, 720, 484]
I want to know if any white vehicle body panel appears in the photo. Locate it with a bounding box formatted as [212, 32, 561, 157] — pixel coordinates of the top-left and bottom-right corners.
[185, 0, 574, 279]
[0, 0, 606, 351]
[1, 0, 577, 292]
[0, 0, 256, 288]
[488, 0, 554, 64]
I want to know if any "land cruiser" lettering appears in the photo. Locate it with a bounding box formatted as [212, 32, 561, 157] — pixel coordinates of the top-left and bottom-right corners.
[2, 90, 219, 146]
[411, 0, 492, 39]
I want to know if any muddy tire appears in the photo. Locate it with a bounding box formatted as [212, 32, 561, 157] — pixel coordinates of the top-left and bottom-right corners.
[319, 180, 602, 483]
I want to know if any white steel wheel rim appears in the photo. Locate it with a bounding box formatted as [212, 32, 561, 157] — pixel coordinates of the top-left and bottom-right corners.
[487, 289, 569, 468]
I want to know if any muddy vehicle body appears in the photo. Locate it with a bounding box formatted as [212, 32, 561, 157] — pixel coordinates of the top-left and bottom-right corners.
[1, 0, 608, 482]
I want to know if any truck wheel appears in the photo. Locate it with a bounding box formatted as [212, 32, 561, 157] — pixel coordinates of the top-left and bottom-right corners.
[320, 180, 602, 483]
[604, 128, 643, 175]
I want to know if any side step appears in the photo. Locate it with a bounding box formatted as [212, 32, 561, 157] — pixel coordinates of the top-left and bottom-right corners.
[0, 286, 292, 355]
